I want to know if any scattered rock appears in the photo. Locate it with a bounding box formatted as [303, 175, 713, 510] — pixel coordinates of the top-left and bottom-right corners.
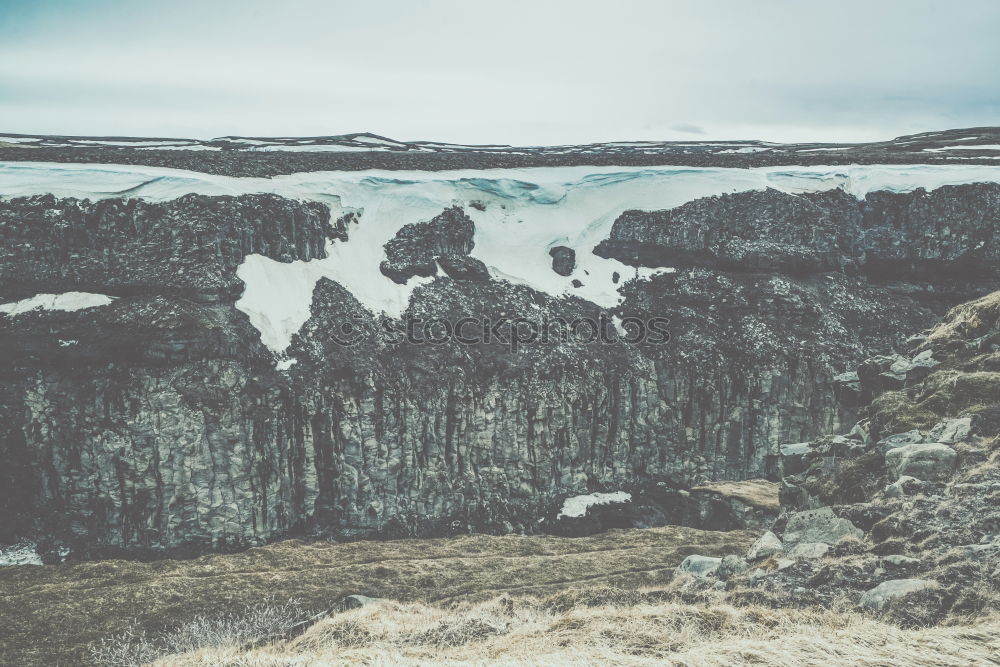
[746, 531, 784, 561]
[859, 579, 937, 610]
[676, 555, 722, 578]
[789, 542, 830, 559]
[882, 555, 921, 568]
[548, 246, 576, 276]
[876, 430, 924, 455]
[885, 443, 957, 482]
[928, 417, 973, 444]
[883, 476, 915, 499]
[716, 554, 750, 580]
[783, 507, 863, 546]
[779, 441, 813, 475]
[894, 349, 940, 385]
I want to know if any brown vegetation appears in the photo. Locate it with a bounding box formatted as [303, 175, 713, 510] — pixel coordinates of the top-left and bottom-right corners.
[155, 596, 1000, 666]
[0, 526, 755, 665]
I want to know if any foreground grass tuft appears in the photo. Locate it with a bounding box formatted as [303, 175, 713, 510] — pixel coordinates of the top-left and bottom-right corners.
[149, 596, 1000, 666]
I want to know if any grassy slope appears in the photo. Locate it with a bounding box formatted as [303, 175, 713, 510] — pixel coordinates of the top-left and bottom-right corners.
[160, 598, 1000, 666]
[0, 526, 755, 665]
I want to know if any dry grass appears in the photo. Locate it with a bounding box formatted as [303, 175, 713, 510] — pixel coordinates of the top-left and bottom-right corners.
[925, 290, 1000, 350]
[0, 526, 755, 665]
[153, 596, 1000, 666]
[690, 479, 780, 512]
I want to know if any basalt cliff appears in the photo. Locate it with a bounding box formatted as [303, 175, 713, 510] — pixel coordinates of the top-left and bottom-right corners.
[1, 154, 999, 559]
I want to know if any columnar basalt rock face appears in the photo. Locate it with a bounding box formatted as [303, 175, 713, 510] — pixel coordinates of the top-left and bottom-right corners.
[1, 182, 998, 555]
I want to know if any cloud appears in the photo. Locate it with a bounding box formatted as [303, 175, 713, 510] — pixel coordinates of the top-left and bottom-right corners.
[0, 0, 997, 143]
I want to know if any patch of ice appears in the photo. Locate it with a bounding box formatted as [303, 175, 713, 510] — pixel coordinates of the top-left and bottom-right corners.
[275, 358, 297, 371]
[558, 491, 632, 518]
[0, 292, 115, 316]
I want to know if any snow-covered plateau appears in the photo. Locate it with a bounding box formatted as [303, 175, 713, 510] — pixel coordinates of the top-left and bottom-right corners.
[4, 161, 1000, 352]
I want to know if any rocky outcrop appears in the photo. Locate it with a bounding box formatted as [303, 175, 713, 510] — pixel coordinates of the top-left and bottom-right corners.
[0, 194, 338, 302]
[683, 290, 1000, 623]
[781, 507, 863, 546]
[379, 206, 485, 283]
[884, 443, 957, 481]
[859, 579, 938, 610]
[594, 184, 1000, 283]
[2, 186, 998, 556]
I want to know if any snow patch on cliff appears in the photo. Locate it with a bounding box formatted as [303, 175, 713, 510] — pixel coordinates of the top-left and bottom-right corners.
[0, 292, 115, 316]
[558, 491, 632, 518]
[4, 161, 1000, 351]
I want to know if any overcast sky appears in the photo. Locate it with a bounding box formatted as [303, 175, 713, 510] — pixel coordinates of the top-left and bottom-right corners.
[0, 0, 998, 145]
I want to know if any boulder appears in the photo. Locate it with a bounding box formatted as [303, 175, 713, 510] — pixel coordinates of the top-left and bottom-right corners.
[783, 507, 863, 546]
[859, 579, 937, 610]
[833, 371, 862, 405]
[789, 542, 830, 559]
[746, 531, 784, 561]
[846, 421, 870, 445]
[675, 555, 722, 578]
[716, 554, 750, 580]
[883, 475, 921, 499]
[876, 430, 924, 455]
[779, 441, 813, 475]
[896, 349, 940, 385]
[882, 555, 921, 568]
[885, 443, 957, 482]
[927, 417, 973, 445]
[548, 246, 576, 276]
[749, 557, 796, 579]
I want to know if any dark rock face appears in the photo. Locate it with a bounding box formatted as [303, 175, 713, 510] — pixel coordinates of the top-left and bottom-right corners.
[0, 194, 338, 302]
[438, 255, 490, 281]
[1, 184, 997, 555]
[596, 189, 861, 274]
[379, 206, 478, 283]
[549, 245, 576, 276]
[594, 185, 1000, 283]
[695, 290, 1000, 622]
